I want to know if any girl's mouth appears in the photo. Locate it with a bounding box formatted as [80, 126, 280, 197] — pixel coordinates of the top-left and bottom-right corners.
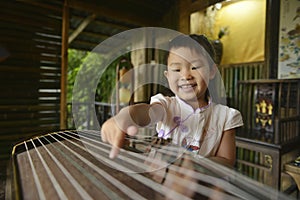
[178, 84, 197, 92]
[178, 83, 197, 90]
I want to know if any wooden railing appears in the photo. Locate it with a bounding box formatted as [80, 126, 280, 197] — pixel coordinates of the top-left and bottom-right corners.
[67, 102, 116, 130]
[220, 61, 265, 107]
[220, 62, 300, 191]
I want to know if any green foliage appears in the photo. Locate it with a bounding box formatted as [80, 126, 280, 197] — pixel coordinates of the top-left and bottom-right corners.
[73, 52, 105, 104]
[96, 59, 117, 102]
[67, 49, 88, 103]
[96, 54, 132, 102]
[68, 49, 130, 104]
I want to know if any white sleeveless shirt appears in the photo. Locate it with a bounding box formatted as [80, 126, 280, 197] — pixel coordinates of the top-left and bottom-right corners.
[150, 94, 244, 157]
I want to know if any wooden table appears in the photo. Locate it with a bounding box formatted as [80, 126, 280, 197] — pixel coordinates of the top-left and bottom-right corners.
[285, 162, 300, 190]
[235, 132, 300, 190]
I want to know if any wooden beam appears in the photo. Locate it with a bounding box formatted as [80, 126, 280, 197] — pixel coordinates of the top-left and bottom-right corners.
[60, 0, 69, 130]
[68, 13, 96, 44]
[67, 0, 155, 27]
[71, 14, 135, 31]
[16, 0, 62, 12]
[70, 39, 99, 50]
[189, 0, 224, 13]
[69, 29, 109, 40]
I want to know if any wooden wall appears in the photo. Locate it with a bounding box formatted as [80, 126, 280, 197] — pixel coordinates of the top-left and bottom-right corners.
[0, 1, 63, 161]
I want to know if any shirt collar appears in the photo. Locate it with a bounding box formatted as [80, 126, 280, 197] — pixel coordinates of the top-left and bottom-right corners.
[175, 95, 212, 113]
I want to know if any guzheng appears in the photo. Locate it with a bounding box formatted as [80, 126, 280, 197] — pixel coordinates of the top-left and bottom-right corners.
[8, 130, 291, 200]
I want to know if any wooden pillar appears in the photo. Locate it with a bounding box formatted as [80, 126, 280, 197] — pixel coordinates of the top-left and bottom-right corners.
[178, 0, 191, 34]
[60, 0, 69, 130]
[265, 0, 280, 79]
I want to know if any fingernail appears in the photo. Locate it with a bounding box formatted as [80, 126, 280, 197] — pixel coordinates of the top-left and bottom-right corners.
[109, 147, 119, 159]
[109, 150, 115, 159]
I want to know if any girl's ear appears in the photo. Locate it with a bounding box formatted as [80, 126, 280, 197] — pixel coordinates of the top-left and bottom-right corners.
[209, 64, 217, 80]
[164, 70, 168, 78]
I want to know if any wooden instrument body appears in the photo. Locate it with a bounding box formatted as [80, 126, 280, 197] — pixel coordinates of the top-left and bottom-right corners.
[8, 130, 291, 200]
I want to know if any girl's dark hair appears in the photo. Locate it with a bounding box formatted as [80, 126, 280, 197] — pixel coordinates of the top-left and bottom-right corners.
[168, 34, 217, 66]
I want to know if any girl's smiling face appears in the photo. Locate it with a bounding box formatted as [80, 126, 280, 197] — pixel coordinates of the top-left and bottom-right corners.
[165, 47, 216, 109]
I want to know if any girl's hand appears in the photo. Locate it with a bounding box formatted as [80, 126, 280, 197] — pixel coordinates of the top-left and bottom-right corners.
[101, 103, 164, 159]
[101, 117, 138, 159]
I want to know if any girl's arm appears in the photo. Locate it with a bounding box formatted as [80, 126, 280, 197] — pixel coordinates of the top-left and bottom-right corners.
[209, 128, 236, 168]
[101, 103, 164, 158]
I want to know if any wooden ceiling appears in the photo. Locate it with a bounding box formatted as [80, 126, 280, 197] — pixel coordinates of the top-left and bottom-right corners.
[22, 0, 222, 52]
[22, 0, 178, 51]
[67, 0, 180, 51]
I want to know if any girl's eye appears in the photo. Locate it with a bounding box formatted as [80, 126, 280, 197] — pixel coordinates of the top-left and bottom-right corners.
[191, 66, 201, 70]
[171, 69, 180, 72]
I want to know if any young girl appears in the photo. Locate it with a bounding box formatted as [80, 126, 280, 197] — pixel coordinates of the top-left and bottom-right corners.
[101, 34, 243, 167]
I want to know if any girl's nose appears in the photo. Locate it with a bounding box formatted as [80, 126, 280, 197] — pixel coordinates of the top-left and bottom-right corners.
[181, 68, 193, 80]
